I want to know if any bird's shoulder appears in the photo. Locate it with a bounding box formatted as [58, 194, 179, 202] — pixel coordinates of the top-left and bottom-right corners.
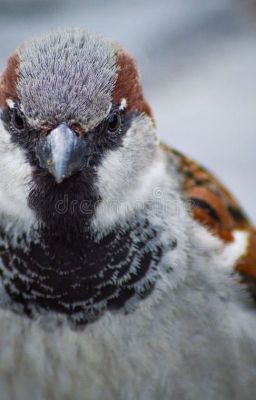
[161, 143, 256, 298]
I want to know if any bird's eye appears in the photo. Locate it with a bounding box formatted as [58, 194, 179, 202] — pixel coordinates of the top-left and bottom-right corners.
[107, 111, 121, 133]
[12, 107, 25, 131]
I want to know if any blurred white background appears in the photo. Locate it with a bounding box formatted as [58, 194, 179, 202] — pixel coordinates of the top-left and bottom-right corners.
[0, 0, 255, 221]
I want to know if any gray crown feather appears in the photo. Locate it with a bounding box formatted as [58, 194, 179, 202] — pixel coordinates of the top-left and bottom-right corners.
[18, 29, 117, 128]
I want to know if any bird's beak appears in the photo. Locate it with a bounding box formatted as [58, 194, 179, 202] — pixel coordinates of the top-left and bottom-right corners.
[36, 123, 85, 183]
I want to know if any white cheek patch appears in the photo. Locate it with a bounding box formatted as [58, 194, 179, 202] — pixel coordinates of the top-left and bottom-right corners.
[93, 158, 167, 231]
[92, 115, 160, 232]
[0, 120, 35, 228]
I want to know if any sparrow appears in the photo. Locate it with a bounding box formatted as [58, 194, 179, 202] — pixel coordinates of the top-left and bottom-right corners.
[0, 28, 255, 400]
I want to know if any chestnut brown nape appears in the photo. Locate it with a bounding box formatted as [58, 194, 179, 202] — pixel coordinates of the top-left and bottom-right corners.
[0, 53, 20, 108]
[112, 50, 153, 118]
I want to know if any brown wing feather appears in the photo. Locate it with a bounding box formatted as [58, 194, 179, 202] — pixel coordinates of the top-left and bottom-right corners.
[161, 143, 256, 296]
[162, 144, 251, 240]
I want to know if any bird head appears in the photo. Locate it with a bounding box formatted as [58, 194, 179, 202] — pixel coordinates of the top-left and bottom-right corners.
[0, 29, 158, 234]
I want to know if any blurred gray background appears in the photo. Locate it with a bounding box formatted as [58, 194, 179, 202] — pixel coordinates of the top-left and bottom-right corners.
[0, 0, 255, 222]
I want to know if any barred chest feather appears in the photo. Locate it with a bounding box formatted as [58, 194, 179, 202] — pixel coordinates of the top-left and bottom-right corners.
[0, 214, 172, 324]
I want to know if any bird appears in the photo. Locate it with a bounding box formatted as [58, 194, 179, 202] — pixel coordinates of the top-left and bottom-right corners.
[0, 28, 255, 400]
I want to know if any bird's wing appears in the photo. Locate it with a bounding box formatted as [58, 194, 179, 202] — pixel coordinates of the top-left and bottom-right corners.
[161, 143, 256, 298]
